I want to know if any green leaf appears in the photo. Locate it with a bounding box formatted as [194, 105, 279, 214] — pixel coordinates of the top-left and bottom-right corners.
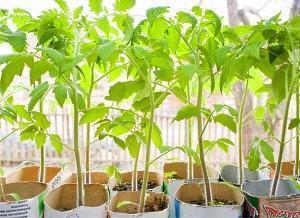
[106, 80, 144, 102]
[246, 146, 260, 171]
[213, 114, 236, 133]
[53, 84, 68, 107]
[174, 105, 199, 121]
[112, 136, 127, 150]
[13, 105, 31, 120]
[32, 111, 51, 129]
[0, 57, 25, 94]
[35, 131, 46, 148]
[97, 42, 116, 64]
[30, 60, 54, 84]
[272, 66, 292, 103]
[28, 82, 49, 111]
[152, 123, 163, 148]
[165, 25, 180, 53]
[20, 125, 37, 141]
[288, 118, 300, 130]
[244, 42, 261, 60]
[97, 17, 110, 36]
[1, 29, 26, 52]
[54, 0, 68, 11]
[117, 200, 138, 208]
[203, 10, 221, 36]
[126, 134, 140, 158]
[146, 7, 169, 25]
[50, 134, 63, 154]
[0, 168, 4, 176]
[254, 106, 265, 123]
[89, 0, 102, 13]
[259, 140, 274, 163]
[74, 6, 83, 18]
[79, 105, 108, 124]
[115, 0, 135, 11]
[36, 47, 64, 68]
[177, 11, 197, 28]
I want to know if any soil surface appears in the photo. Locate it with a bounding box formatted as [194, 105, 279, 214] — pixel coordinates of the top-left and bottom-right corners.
[145, 195, 168, 212]
[189, 198, 237, 206]
[113, 180, 158, 191]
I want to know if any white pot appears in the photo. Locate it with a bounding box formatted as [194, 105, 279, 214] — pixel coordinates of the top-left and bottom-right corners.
[0, 182, 47, 218]
[219, 164, 269, 186]
[174, 182, 244, 218]
[108, 191, 169, 218]
[5, 164, 63, 190]
[62, 172, 109, 184]
[44, 184, 108, 218]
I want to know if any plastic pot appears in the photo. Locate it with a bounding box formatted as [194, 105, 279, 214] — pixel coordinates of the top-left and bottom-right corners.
[174, 182, 244, 218]
[0, 182, 47, 218]
[219, 164, 269, 186]
[5, 164, 62, 189]
[44, 183, 108, 218]
[108, 191, 169, 217]
[242, 179, 300, 217]
[110, 171, 163, 197]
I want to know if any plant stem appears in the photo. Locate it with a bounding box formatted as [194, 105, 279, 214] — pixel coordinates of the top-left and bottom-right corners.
[237, 80, 248, 184]
[0, 178, 5, 202]
[85, 64, 94, 184]
[295, 85, 299, 176]
[138, 82, 155, 213]
[38, 80, 45, 183]
[270, 83, 295, 196]
[187, 83, 193, 180]
[132, 156, 139, 191]
[197, 74, 212, 205]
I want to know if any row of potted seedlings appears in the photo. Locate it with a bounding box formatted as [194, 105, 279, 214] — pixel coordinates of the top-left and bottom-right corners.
[0, 0, 300, 217]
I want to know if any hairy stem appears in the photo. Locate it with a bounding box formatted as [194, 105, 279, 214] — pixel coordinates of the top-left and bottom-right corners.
[138, 82, 155, 213]
[39, 80, 45, 183]
[237, 80, 248, 184]
[85, 64, 94, 184]
[132, 156, 139, 191]
[270, 83, 295, 196]
[187, 83, 193, 180]
[295, 85, 299, 176]
[197, 74, 212, 205]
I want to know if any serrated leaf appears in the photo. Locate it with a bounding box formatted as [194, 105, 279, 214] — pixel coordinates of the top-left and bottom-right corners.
[79, 105, 108, 124]
[112, 136, 127, 150]
[288, 118, 300, 130]
[74, 6, 83, 18]
[28, 82, 49, 111]
[30, 60, 54, 84]
[259, 140, 274, 163]
[35, 131, 46, 148]
[54, 0, 68, 11]
[89, 0, 102, 13]
[174, 105, 199, 121]
[213, 114, 236, 133]
[36, 47, 64, 68]
[13, 105, 31, 120]
[32, 111, 50, 129]
[126, 134, 140, 158]
[115, 0, 135, 11]
[50, 134, 63, 154]
[146, 7, 169, 25]
[53, 84, 68, 107]
[246, 146, 260, 171]
[97, 42, 116, 64]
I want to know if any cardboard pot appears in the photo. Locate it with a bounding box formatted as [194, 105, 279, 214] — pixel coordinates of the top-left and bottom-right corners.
[108, 191, 169, 218]
[163, 162, 218, 218]
[0, 182, 47, 218]
[5, 165, 62, 189]
[174, 182, 244, 218]
[219, 164, 269, 186]
[242, 179, 300, 217]
[44, 183, 108, 218]
[62, 172, 109, 184]
[110, 171, 163, 197]
[268, 161, 295, 178]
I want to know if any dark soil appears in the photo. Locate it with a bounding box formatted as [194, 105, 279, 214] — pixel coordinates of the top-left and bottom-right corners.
[189, 198, 237, 206]
[145, 196, 168, 212]
[113, 180, 158, 191]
